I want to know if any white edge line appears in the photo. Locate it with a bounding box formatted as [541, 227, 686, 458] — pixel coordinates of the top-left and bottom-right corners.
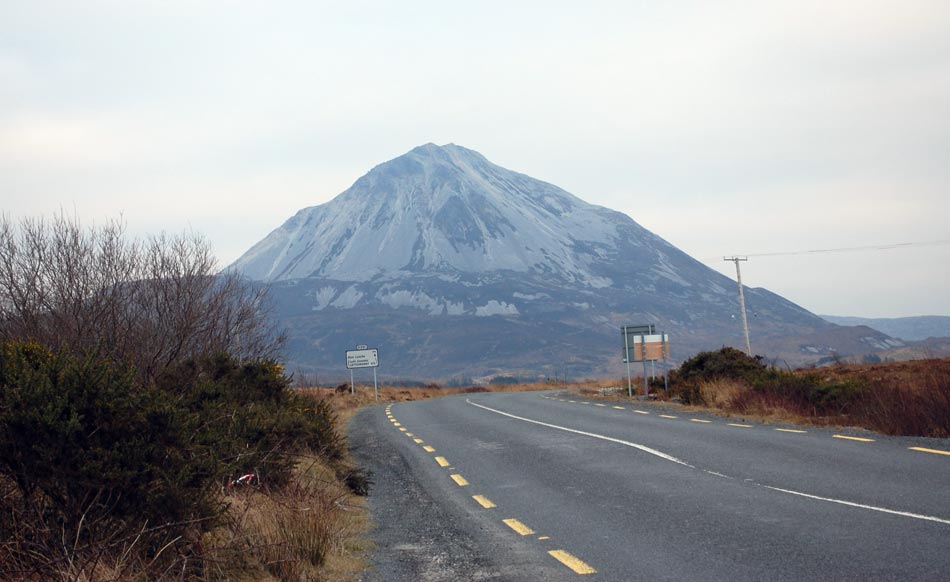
[466, 398, 693, 467]
[761, 485, 950, 525]
[465, 398, 950, 526]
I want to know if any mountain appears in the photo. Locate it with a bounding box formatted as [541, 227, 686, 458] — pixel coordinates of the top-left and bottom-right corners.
[821, 315, 950, 342]
[231, 144, 899, 379]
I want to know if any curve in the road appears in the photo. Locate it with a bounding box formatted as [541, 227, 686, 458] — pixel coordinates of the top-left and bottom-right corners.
[470, 396, 950, 526]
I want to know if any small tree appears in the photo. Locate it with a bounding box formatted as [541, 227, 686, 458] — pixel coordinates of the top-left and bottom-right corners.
[0, 214, 283, 382]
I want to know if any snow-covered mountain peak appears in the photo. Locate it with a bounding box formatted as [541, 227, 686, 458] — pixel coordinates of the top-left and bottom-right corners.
[231, 144, 650, 283]
[229, 145, 864, 374]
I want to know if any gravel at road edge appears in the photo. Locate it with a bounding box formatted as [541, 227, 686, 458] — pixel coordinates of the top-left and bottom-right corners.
[348, 404, 550, 582]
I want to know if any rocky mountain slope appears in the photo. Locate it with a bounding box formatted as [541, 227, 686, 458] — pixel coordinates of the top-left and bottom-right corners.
[232, 144, 898, 379]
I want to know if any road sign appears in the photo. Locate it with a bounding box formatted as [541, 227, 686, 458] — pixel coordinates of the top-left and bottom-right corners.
[621, 324, 655, 337]
[356, 344, 368, 350]
[346, 348, 379, 369]
[625, 334, 669, 362]
[621, 324, 670, 397]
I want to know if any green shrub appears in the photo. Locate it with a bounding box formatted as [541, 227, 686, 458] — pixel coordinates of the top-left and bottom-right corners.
[0, 343, 347, 577]
[676, 347, 766, 383]
[154, 353, 344, 486]
[669, 347, 766, 403]
[0, 341, 217, 550]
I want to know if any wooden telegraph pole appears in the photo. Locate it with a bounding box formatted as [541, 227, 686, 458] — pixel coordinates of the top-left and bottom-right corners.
[724, 256, 752, 355]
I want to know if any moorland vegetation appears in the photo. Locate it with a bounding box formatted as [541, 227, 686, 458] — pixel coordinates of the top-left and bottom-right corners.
[0, 215, 367, 581]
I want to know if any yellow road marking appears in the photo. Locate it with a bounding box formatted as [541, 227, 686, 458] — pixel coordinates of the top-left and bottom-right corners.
[728, 423, 752, 428]
[399, 428, 407, 432]
[548, 549, 597, 574]
[405, 432, 414, 437]
[690, 418, 712, 423]
[450, 474, 469, 486]
[834, 434, 875, 442]
[594, 403, 606, 407]
[634, 410, 649, 415]
[413, 438, 424, 444]
[909, 446, 950, 456]
[538, 536, 550, 540]
[660, 414, 677, 419]
[472, 495, 496, 508]
[613, 406, 625, 410]
[775, 428, 807, 434]
[423, 445, 435, 452]
[435, 456, 450, 467]
[502, 518, 535, 535]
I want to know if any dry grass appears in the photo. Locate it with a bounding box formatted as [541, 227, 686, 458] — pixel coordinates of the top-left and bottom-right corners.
[0, 458, 371, 582]
[698, 379, 746, 409]
[567, 359, 950, 437]
[199, 457, 370, 582]
[295, 381, 568, 425]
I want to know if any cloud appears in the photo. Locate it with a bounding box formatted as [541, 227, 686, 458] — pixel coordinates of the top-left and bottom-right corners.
[1, 0, 948, 316]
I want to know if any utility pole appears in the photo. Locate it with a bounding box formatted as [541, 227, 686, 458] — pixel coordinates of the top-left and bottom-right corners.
[724, 256, 752, 355]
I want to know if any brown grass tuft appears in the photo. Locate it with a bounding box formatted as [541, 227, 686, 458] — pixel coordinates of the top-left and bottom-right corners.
[198, 457, 370, 582]
[698, 379, 747, 408]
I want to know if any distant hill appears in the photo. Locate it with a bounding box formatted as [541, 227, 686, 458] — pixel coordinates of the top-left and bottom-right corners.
[231, 143, 899, 379]
[821, 315, 950, 341]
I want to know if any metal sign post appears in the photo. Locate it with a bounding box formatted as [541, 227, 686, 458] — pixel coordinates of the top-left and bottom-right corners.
[623, 330, 633, 397]
[622, 325, 653, 397]
[622, 325, 670, 398]
[346, 346, 380, 401]
[662, 334, 670, 392]
[641, 336, 648, 396]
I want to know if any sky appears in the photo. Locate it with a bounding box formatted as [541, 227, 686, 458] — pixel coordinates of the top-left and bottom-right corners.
[1, 0, 948, 318]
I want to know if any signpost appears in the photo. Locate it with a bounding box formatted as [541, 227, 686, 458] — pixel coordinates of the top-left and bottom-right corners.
[346, 346, 380, 400]
[621, 325, 670, 397]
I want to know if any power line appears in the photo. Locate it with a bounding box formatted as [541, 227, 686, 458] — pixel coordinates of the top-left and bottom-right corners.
[703, 239, 950, 263]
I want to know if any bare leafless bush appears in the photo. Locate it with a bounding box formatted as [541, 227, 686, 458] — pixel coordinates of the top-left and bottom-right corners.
[0, 214, 283, 381]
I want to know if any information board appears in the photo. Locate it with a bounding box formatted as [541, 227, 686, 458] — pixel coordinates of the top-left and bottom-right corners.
[346, 348, 379, 369]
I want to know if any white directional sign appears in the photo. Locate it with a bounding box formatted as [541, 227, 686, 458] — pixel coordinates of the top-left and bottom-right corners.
[346, 348, 379, 369]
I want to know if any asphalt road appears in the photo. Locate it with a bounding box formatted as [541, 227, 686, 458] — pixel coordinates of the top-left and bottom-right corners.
[350, 390, 950, 581]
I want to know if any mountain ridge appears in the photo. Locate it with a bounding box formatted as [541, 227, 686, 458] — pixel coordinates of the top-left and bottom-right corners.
[822, 315, 950, 342]
[231, 144, 899, 378]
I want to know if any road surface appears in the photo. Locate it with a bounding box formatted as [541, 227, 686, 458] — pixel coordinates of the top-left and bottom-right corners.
[349, 390, 950, 581]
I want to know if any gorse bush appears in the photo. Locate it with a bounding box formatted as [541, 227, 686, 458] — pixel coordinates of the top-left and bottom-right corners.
[671, 348, 868, 413]
[155, 353, 344, 486]
[668, 348, 950, 437]
[0, 342, 207, 561]
[0, 342, 346, 579]
[0, 215, 357, 580]
[676, 347, 767, 384]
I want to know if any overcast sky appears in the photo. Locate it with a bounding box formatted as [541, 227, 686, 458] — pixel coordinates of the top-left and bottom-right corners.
[2, 1, 948, 318]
